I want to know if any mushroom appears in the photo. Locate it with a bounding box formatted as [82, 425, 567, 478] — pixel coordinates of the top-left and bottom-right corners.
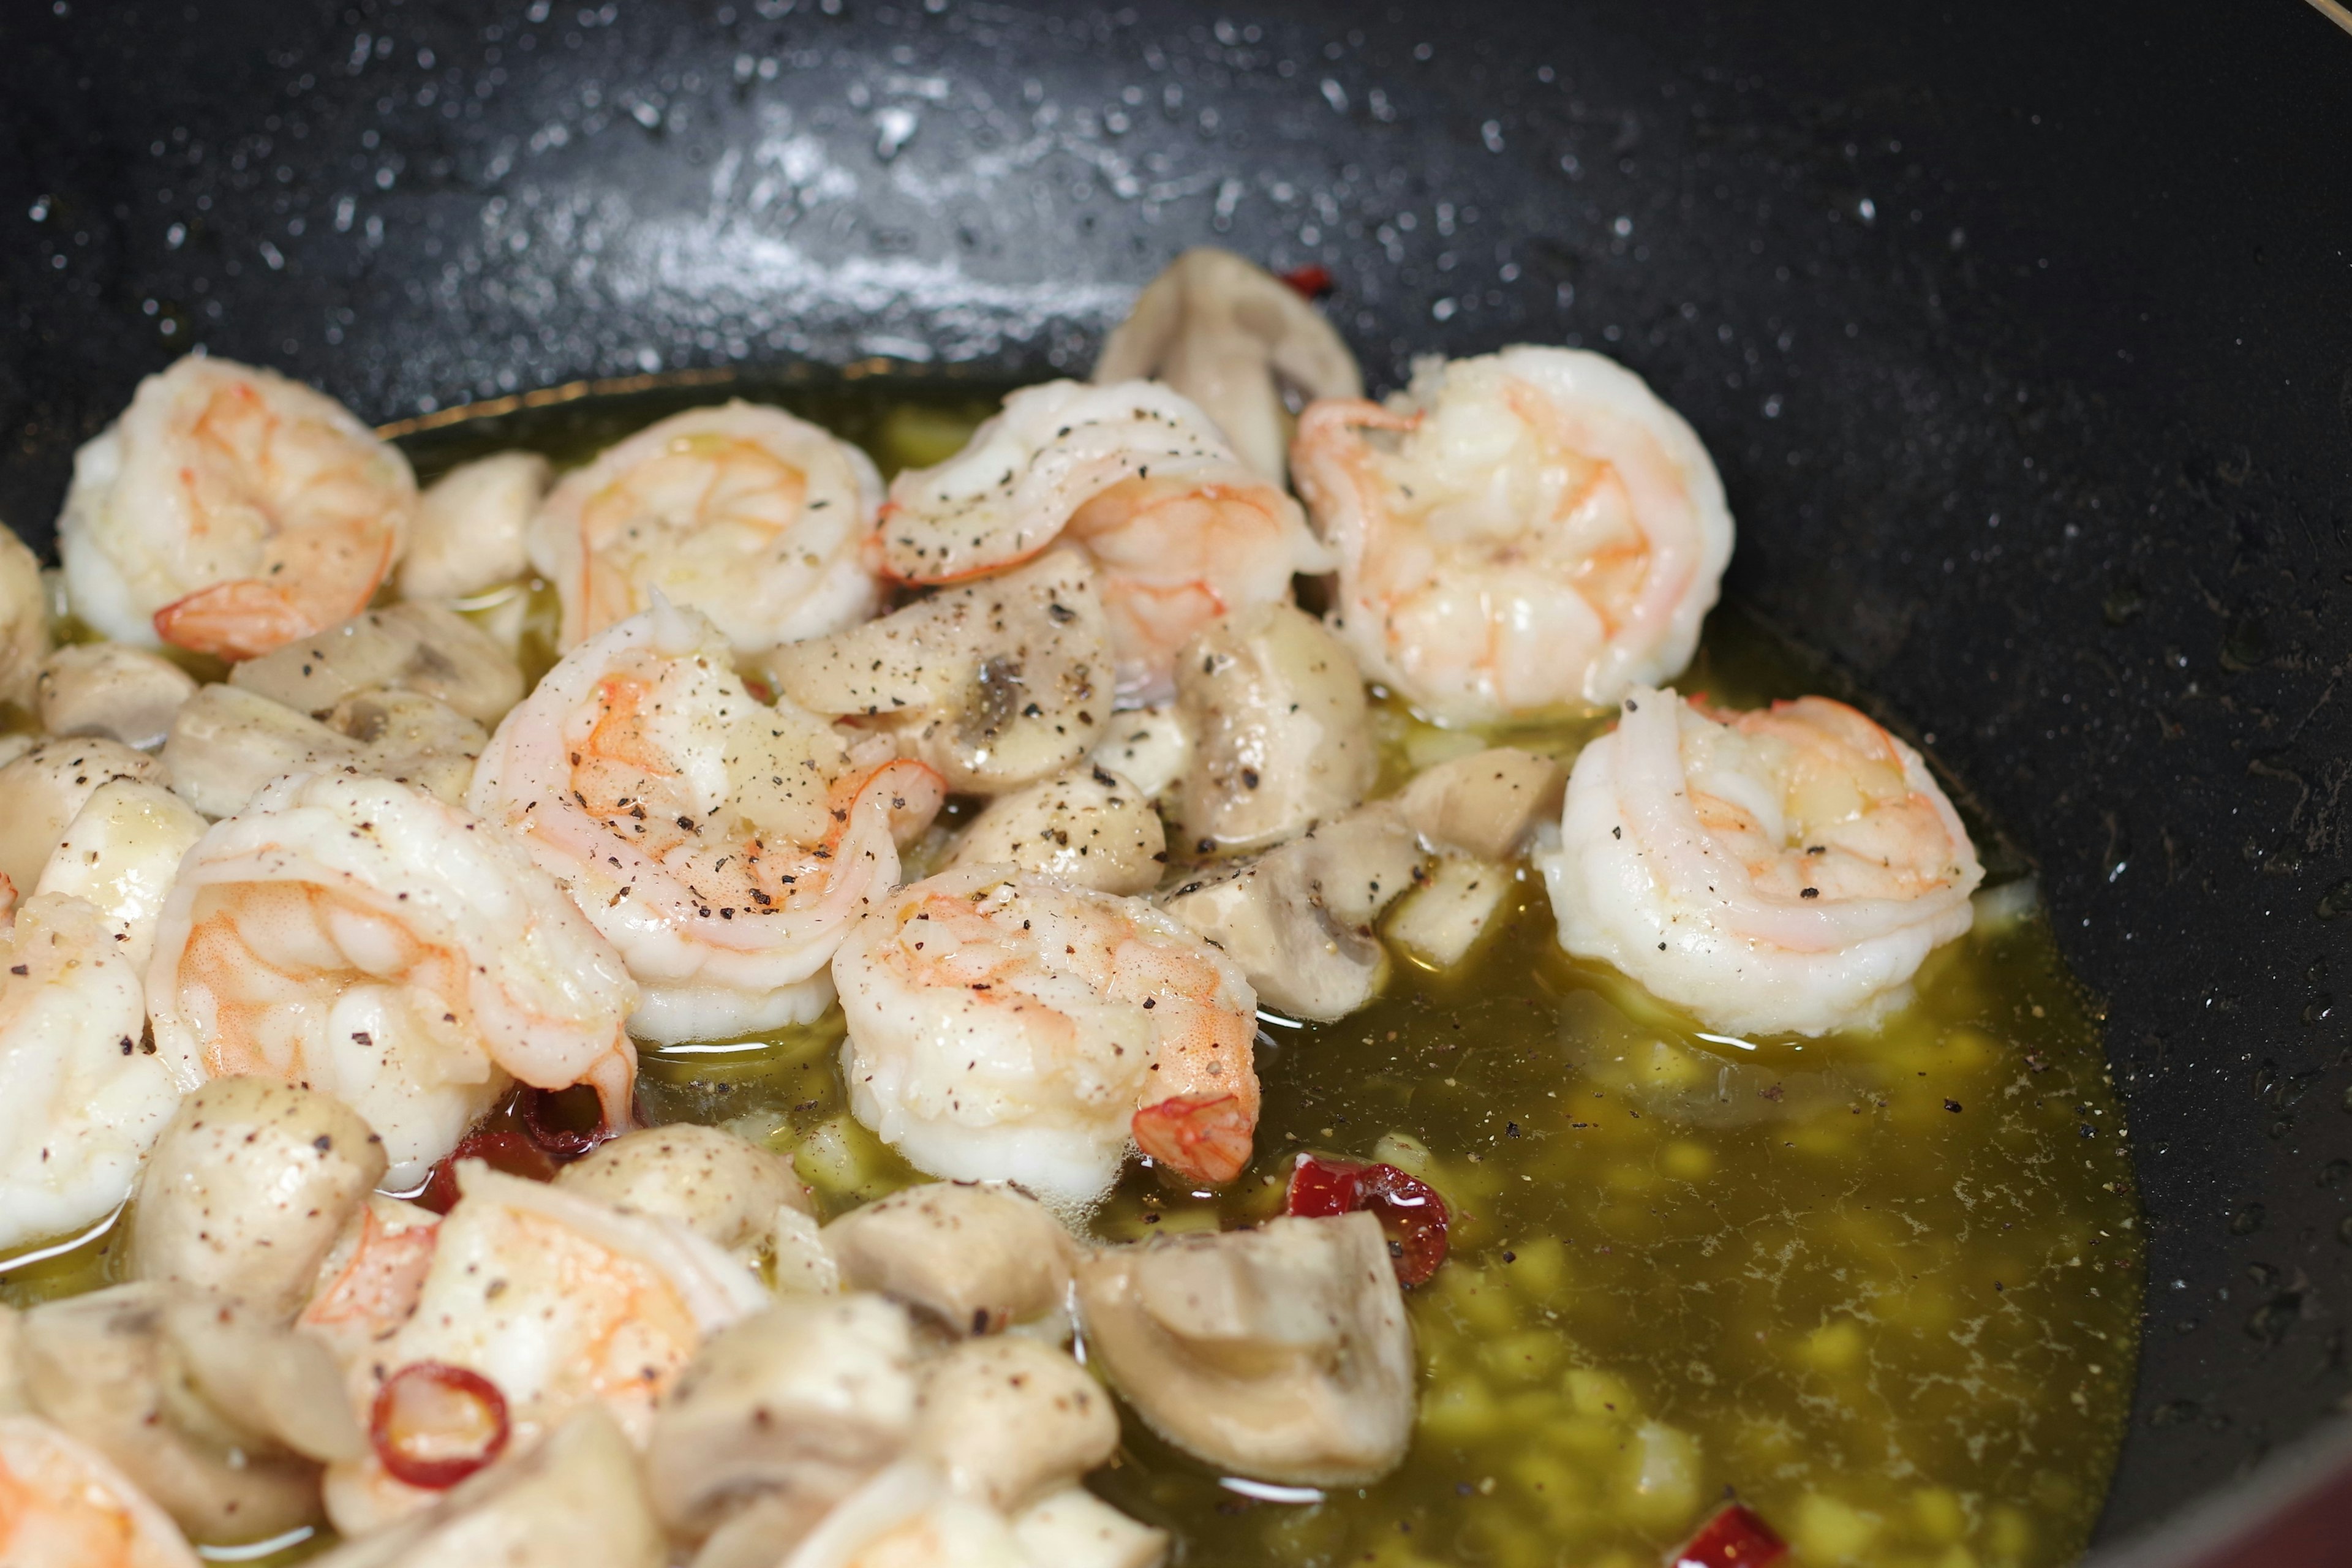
[161, 682, 486, 817]
[1093, 247, 1363, 483]
[911, 1336, 1117, 1512]
[0, 736, 166, 895]
[768, 1460, 1040, 1568]
[1394, 745, 1567, 861]
[1172, 603, 1374, 855]
[763, 548, 1112, 795]
[1386, 853, 1513, 971]
[1088, 703, 1193, 800]
[397, 452, 552, 603]
[1072, 1212, 1415, 1487]
[555, 1123, 810, 1260]
[645, 1294, 921, 1551]
[32, 777, 205, 970]
[0, 521, 50, 710]
[306, 1407, 665, 1568]
[231, 601, 524, 728]
[946, 763, 1166, 895]
[1159, 804, 1425, 1022]
[1011, 1487, 1170, 1568]
[35, 643, 197, 750]
[18, 1281, 361, 1543]
[822, 1183, 1079, 1339]
[130, 1077, 387, 1322]
[0, 1307, 24, 1415]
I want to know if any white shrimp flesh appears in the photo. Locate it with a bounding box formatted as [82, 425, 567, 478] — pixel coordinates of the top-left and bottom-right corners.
[0, 1415, 200, 1568]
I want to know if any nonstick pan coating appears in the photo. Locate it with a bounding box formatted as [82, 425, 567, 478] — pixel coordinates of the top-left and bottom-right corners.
[3, 0, 2349, 1556]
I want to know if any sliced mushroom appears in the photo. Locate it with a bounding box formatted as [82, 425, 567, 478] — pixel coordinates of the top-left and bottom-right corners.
[1093, 247, 1363, 483]
[555, 1123, 810, 1259]
[33, 777, 205, 970]
[1088, 703, 1193, 799]
[0, 522, 50, 710]
[161, 682, 486, 818]
[232, 601, 524, 728]
[0, 1306, 24, 1415]
[1395, 745, 1567, 861]
[131, 1077, 387, 1323]
[771, 1207, 842, 1297]
[397, 452, 552, 603]
[822, 1183, 1078, 1339]
[1172, 603, 1374, 855]
[1160, 804, 1425, 1022]
[36, 643, 197, 750]
[0, 736, 167, 895]
[646, 1294, 920, 1547]
[911, 1336, 1116, 1512]
[1386, 852, 1513, 970]
[1073, 1212, 1415, 1487]
[307, 1407, 665, 1568]
[322, 687, 491, 804]
[763, 548, 1112, 795]
[946, 763, 1166, 895]
[18, 1281, 355, 1542]
[1011, 1487, 1170, 1568]
[775, 1460, 1033, 1568]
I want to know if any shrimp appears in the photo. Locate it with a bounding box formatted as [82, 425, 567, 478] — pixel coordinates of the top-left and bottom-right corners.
[1290, 347, 1733, 724]
[0, 1415, 200, 1568]
[468, 598, 944, 1045]
[58, 355, 415, 661]
[877, 380, 1331, 705]
[0, 894, 180, 1255]
[1539, 687, 1985, 1037]
[527, 402, 885, 658]
[312, 1163, 767, 1536]
[832, 863, 1259, 1208]
[144, 772, 641, 1189]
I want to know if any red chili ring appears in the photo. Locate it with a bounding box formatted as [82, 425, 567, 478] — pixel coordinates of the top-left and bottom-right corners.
[1670, 1502, 1789, 1568]
[516, 1085, 619, 1161]
[369, 1362, 510, 1490]
[416, 1130, 557, 1215]
[1280, 262, 1335, 299]
[1283, 1154, 1452, 1286]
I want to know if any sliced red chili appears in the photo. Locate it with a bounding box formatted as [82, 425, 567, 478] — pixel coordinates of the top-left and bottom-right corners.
[516, 1083, 618, 1161]
[416, 1130, 557, 1215]
[369, 1362, 510, 1490]
[1283, 1154, 1450, 1286]
[1669, 1502, 1789, 1568]
[1280, 263, 1334, 299]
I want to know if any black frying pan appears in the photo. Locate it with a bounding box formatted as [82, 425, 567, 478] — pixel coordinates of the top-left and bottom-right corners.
[4, 1, 2350, 1559]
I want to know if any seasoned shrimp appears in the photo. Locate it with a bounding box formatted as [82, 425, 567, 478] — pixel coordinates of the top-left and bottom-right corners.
[527, 402, 885, 657]
[313, 1163, 766, 1536]
[0, 894, 180, 1255]
[1540, 687, 1985, 1036]
[59, 355, 415, 661]
[833, 864, 1259, 1208]
[0, 1415, 200, 1568]
[878, 380, 1330, 704]
[145, 773, 640, 1189]
[1291, 347, 1733, 723]
[469, 599, 944, 1044]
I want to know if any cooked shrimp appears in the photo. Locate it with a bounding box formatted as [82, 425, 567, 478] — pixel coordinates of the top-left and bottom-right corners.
[878, 380, 1330, 704]
[469, 598, 944, 1045]
[0, 893, 179, 1255]
[1539, 687, 1985, 1036]
[145, 772, 640, 1189]
[833, 864, 1259, 1208]
[1291, 347, 1733, 723]
[0, 1415, 200, 1568]
[313, 1164, 766, 1536]
[58, 355, 415, 661]
[527, 402, 884, 657]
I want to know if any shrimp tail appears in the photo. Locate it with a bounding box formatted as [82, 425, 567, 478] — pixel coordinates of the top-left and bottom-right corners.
[1132, 1091, 1254, 1185]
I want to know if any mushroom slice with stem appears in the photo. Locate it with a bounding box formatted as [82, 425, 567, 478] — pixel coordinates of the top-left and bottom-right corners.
[946, 763, 1167, 896]
[130, 1077, 386, 1323]
[34, 776, 205, 971]
[397, 452, 551, 603]
[1172, 602, 1375, 856]
[0, 736, 166, 896]
[0, 521, 50, 711]
[1385, 852, 1515, 971]
[646, 1294, 920, 1557]
[1159, 804, 1426, 1023]
[1011, 1487, 1170, 1568]
[911, 1335, 1117, 1512]
[764, 548, 1113, 796]
[1088, 703, 1193, 801]
[1093, 246, 1364, 484]
[36, 643, 198, 750]
[1395, 745, 1568, 861]
[555, 1123, 810, 1264]
[1073, 1212, 1415, 1487]
[161, 682, 489, 818]
[306, 1407, 665, 1568]
[231, 601, 525, 728]
[822, 1182, 1078, 1340]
